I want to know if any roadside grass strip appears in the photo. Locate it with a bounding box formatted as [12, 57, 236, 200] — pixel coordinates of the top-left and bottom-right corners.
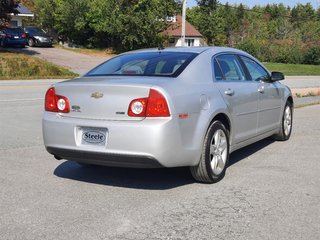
[265, 62, 320, 76]
[0, 51, 78, 80]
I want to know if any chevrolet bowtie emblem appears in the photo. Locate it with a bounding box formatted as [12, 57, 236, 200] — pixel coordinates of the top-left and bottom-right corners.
[91, 92, 104, 99]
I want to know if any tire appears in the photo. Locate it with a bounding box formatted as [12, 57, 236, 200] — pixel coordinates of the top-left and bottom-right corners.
[190, 121, 230, 183]
[1, 40, 7, 48]
[28, 38, 35, 47]
[273, 101, 293, 141]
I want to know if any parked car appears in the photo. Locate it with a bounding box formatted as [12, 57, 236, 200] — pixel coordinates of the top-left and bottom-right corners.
[42, 47, 293, 183]
[0, 27, 27, 48]
[23, 26, 53, 47]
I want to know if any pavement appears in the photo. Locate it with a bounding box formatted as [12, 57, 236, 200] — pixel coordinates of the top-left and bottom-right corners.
[0, 81, 319, 239]
[282, 76, 320, 107]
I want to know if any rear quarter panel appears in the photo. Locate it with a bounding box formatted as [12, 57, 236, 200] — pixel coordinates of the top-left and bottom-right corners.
[158, 50, 231, 166]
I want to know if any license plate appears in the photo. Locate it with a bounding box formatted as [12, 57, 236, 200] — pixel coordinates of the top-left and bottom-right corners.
[14, 36, 19, 39]
[81, 128, 107, 146]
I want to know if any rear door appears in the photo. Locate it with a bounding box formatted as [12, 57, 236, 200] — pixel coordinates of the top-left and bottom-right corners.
[213, 54, 259, 144]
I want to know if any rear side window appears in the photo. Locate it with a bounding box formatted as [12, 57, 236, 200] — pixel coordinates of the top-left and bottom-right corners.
[86, 52, 198, 77]
[240, 56, 269, 81]
[214, 54, 246, 81]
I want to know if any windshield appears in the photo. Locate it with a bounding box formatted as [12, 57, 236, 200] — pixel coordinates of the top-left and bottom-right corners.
[86, 52, 198, 77]
[25, 27, 46, 36]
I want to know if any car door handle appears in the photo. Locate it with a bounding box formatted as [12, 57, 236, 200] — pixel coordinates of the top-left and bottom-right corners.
[258, 86, 265, 93]
[224, 89, 235, 96]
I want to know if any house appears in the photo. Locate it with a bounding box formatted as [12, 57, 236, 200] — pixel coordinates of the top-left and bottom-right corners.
[163, 15, 203, 47]
[9, 4, 34, 27]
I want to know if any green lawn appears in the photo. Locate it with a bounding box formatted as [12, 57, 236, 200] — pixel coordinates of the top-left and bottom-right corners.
[0, 50, 78, 80]
[264, 62, 320, 76]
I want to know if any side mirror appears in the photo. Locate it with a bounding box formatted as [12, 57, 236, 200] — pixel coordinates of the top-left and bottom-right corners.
[271, 71, 285, 82]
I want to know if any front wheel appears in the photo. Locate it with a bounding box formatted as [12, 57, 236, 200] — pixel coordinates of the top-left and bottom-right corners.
[273, 101, 293, 141]
[190, 121, 230, 183]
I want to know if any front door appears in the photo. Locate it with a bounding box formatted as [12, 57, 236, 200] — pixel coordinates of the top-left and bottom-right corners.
[240, 56, 282, 135]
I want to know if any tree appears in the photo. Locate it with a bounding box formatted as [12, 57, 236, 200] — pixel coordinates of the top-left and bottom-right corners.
[87, 0, 177, 51]
[0, 0, 20, 27]
[191, 0, 225, 45]
[54, 0, 91, 45]
[33, 0, 57, 31]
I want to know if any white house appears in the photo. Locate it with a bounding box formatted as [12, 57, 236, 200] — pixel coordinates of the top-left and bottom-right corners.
[163, 15, 203, 47]
[9, 4, 34, 27]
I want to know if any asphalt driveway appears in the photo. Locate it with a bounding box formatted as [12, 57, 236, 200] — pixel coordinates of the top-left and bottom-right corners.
[6, 46, 110, 75]
[0, 80, 319, 240]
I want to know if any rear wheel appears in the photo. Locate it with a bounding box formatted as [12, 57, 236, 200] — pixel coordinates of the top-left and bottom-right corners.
[190, 121, 230, 183]
[0, 40, 7, 48]
[28, 38, 35, 47]
[273, 101, 293, 141]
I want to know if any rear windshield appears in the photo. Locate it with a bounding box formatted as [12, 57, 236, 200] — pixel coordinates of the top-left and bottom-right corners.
[86, 52, 198, 77]
[5, 28, 24, 34]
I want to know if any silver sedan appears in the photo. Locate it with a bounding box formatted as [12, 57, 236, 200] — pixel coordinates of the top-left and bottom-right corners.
[42, 47, 293, 183]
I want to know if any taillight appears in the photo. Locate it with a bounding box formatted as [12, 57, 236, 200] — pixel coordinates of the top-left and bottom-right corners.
[128, 98, 148, 117]
[5, 34, 12, 38]
[21, 33, 26, 38]
[128, 89, 170, 117]
[45, 87, 70, 113]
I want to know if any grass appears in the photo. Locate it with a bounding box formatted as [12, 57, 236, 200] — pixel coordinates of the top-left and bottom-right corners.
[264, 62, 320, 76]
[0, 50, 78, 80]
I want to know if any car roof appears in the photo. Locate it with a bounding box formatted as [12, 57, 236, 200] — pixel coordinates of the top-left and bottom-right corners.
[126, 46, 248, 55]
[24, 26, 40, 29]
[3, 27, 24, 32]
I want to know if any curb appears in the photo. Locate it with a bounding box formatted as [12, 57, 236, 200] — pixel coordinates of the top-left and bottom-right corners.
[293, 96, 320, 108]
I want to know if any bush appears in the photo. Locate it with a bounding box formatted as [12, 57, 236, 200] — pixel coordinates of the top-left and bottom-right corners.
[303, 46, 320, 65]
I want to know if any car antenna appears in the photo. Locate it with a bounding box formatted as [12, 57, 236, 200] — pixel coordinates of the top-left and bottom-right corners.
[158, 44, 165, 51]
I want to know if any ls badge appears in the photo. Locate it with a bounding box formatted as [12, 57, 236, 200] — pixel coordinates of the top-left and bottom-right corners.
[71, 105, 81, 112]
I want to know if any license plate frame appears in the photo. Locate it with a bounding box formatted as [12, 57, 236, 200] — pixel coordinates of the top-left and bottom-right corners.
[80, 127, 108, 147]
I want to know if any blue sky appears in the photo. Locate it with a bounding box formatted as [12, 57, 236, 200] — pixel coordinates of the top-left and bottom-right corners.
[187, 0, 320, 8]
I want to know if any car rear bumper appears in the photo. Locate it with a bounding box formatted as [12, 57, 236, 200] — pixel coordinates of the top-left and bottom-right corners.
[46, 147, 164, 168]
[43, 112, 200, 168]
[3, 39, 27, 46]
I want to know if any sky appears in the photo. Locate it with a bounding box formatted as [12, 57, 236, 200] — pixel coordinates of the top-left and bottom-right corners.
[187, 0, 320, 8]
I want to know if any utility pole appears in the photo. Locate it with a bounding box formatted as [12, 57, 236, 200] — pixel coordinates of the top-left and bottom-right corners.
[181, 0, 186, 47]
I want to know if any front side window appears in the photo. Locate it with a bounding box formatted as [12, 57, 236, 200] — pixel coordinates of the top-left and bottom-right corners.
[240, 56, 269, 81]
[214, 54, 246, 81]
[86, 52, 198, 77]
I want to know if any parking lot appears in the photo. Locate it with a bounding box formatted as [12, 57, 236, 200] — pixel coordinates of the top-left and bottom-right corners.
[0, 80, 319, 240]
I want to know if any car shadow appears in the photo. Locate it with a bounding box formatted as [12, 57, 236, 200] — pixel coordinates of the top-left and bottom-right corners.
[54, 162, 194, 190]
[53, 138, 275, 190]
[229, 138, 274, 166]
[5, 46, 40, 56]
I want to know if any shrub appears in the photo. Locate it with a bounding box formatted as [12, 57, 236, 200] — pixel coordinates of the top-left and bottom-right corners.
[303, 46, 320, 65]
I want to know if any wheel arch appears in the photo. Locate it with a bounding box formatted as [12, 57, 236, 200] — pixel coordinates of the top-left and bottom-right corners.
[287, 96, 293, 107]
[210, 113, 231, 135]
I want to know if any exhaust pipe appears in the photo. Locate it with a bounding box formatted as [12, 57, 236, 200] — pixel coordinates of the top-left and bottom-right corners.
[54, 155, 62, 160]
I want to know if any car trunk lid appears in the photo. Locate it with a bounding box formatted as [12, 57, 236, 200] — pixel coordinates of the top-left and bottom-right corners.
[53, 77, 165, 121]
